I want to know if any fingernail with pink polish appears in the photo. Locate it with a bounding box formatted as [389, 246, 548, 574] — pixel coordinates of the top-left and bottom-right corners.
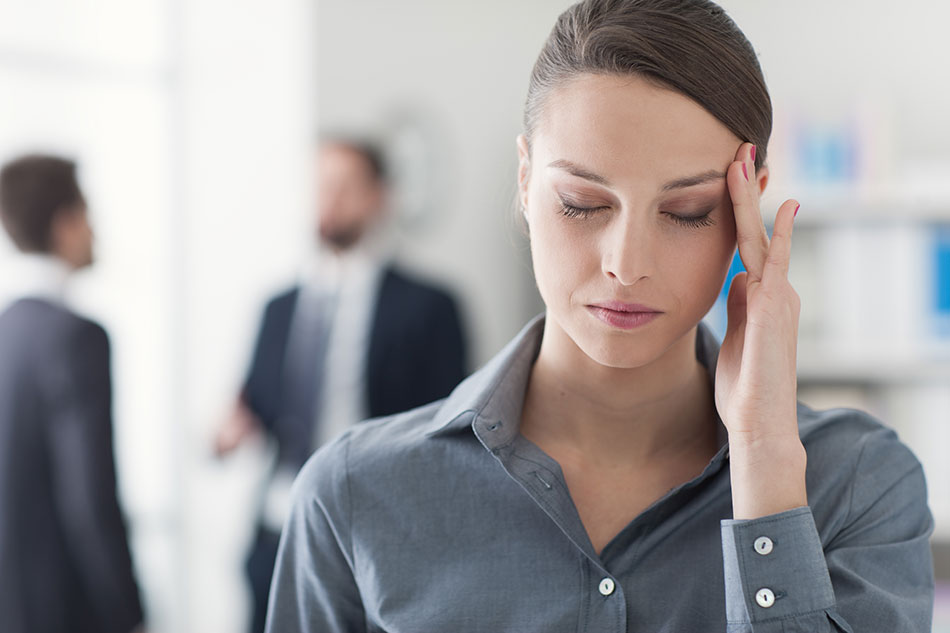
[794, 204, 800, 217]
[742, 163, 748, 181]
[751, 145, 757, 162]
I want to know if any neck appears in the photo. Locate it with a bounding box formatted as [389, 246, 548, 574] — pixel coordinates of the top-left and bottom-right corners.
[19, 251, 74, 272]
[521, 317, 718, 468]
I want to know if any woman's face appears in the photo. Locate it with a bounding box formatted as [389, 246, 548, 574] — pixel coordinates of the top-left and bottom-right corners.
[519, 73, 760, 369]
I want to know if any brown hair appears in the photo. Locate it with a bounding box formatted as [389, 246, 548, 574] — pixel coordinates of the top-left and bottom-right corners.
[524, 0, 771, 170]
[320, 135, 388, 186]
[0, 154, 84, 253]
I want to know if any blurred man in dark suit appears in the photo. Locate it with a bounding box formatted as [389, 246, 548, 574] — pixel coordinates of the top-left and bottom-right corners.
[0, 155, 145, 633]
[214, 138, 468, 633]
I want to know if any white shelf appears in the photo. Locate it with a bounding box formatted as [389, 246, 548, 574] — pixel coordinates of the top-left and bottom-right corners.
[761, 181, 950, 225]
[797, 348, 950, 384]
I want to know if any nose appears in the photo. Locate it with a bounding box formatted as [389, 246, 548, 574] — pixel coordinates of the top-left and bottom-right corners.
[601, 211, 652, 286]
[319, 187, 344, 220]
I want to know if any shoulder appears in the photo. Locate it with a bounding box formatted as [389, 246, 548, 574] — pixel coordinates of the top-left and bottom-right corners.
[797, 403, 929, 538]
[797, 403, 920, 476]
[292, 397, 452, 504]
[1, 299, 106, 349]
[379, 266, 459, 310]
[0, 302, 109, 400]
[58, 309, 108, 353]
[251, 288, 300, 339]
[263, 286, 300, 315]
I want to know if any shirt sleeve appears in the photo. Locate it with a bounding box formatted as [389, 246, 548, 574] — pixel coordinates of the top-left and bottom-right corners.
[265, 435, 367, 633]
[720, 429, 934, 632]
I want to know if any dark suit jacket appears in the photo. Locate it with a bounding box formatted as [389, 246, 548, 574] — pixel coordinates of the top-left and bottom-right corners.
[0, 299, 143, 633]
[242, 265, 468, 470]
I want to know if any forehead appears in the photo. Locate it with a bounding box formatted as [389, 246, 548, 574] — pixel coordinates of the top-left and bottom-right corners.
[533, 74, 740, 185]
[319, 144, 373, 177]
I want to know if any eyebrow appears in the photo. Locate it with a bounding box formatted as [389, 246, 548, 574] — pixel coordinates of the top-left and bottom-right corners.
[660, 169, 726, 192]
[547, 159, 611, 185]
[547, 159, 726, 192]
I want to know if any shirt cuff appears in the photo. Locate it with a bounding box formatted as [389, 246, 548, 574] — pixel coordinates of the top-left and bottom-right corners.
[721, 507, 835, 627]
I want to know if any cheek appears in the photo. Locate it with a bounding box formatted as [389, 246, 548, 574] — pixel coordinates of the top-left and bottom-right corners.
[528, 213, 598, 305]
[662, 225, 735, 310]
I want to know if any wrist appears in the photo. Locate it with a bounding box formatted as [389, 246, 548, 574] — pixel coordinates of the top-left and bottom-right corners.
[729, 435, 808, 520]
[728, 427, 803, 454]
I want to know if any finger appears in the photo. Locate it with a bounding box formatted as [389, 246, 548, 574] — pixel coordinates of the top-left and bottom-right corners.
[727, 142, 768, 279]
[722, 272, 749, 356]
[763, 199, 799, 282]
[722, 270, 748, 346]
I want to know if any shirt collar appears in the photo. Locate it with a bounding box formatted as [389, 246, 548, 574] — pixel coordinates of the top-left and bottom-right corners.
[0, 253, 71, 307]
[302, 224, 392, 292]
[426, 314, 728, 451]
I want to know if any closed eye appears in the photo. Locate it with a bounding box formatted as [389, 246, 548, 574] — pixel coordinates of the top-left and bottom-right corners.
[663, 211, 715, 228]
[558, 200, 610, 218]
[559, 198, 716, 227]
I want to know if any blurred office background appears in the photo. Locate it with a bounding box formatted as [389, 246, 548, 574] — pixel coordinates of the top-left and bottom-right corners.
[0, 0, 948, 631]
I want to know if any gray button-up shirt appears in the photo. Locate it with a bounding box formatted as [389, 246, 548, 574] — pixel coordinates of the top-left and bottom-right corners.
[267, 316, 934, 632]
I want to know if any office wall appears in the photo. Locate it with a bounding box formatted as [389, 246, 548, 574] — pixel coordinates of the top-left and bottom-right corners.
[178, 3, 314, 632]
[314, 0, 575, 365]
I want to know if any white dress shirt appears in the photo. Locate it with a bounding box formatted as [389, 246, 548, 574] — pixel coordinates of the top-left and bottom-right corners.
[261, 233, 388, 532]
[302, 236, 386, 448]
[0, 253, 71, 310]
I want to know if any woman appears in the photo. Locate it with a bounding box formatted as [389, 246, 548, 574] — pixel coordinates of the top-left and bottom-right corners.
[267, 1, 934, 631]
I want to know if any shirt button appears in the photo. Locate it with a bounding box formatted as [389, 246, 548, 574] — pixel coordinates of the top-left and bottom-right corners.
[598, 577, 615, 596]
[755, 588, 775, 608]
[754, 536, 774, 556]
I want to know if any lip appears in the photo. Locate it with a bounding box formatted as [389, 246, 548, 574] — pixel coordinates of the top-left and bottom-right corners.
[586, 301, 663, 330]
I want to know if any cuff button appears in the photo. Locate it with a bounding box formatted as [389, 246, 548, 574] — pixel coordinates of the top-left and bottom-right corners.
[754, 536, 773, 555]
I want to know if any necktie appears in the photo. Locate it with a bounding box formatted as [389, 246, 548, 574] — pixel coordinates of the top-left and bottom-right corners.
[281, 286, 337, 468]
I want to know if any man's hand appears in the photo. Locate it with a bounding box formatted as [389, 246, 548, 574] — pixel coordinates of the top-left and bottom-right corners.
[213, 399, 262, 457]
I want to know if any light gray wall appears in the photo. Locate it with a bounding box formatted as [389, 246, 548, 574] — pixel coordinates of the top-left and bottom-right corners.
[724, 0, 950, 160]
[316, 0, 574, 365]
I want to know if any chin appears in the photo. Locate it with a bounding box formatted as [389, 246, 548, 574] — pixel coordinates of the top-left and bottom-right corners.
[560, 313, 664, 369]
[570, 308, 702, 371]
[582, 333, 665, 369]
[320, 226, 363, 251]
[76, 253, 94, 270]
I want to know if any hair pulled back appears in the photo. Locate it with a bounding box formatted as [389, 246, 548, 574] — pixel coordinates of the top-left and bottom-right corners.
[525, 0, 771, 170]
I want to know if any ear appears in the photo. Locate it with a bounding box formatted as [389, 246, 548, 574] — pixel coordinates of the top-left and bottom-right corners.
[516, 134, 531, 213]
[755, 165, 770, 197]
[48, 208, 74, 254]
[370, 183, 388, 218]
[48, 205, 88, 269]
